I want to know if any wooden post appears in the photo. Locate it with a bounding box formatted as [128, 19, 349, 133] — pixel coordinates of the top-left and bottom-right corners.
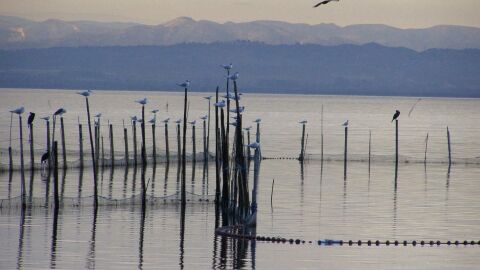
[192, 124, 196, 163]
[176, 123, 181, 162]
[46, 120, 51, 170]
[8, 147, 13, 172]
[368, 130, 372, 172]
[299, 123, 306, 161]
[29, 122, 35, 170]
[207, 98, 211, 161]
[132, 120, 138, 166]
[109, 123, 114, 167]
[447, 127, 452, 165]
[214, 86, 220, 204]
[395, 120, 399, 169]
[19, 114, 26, 208]
[220, 108, 229, 205]
[181, 87, 188, 206]
[95, 124, 100, 169]
[151, 123, 156, 164]
[101, 136, 105, 168]
[79, 123, 84, 168]
[203, 119, 207, 162]
[141, 105, 147, 166]
[321, 105, 324, 163]
[53, 141, 59, 209]
[60, 117, 67, 169]
[246, 129, 251, 161]
[424, 132, 429, 165]
[344, 126, 348, 177]
[84, 97, 98, 209]
[123, 127, 129, 166]
[164, 122, 170, 163]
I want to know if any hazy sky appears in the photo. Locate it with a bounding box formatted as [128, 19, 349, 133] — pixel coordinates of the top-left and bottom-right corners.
[1, 0, 480, 28]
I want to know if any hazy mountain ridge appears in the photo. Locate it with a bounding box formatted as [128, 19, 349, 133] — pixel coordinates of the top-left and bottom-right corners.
[1, 15, 480, 51]
[1, 42, 479, 97]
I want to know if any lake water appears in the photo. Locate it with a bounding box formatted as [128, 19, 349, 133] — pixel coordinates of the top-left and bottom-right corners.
[0, 88, 479, 269]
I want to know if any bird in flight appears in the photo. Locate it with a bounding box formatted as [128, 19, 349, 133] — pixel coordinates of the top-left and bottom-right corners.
[391, 110, 400, 122]
[314, 0, 339, 8]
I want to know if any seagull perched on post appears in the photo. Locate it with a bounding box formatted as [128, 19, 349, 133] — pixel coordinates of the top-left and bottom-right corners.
[177, 80, 190, 88]
[200, 115, 208, 121]
[188, 120, 196, 125]
[221, 63, 233, 71]
[253, 118, 262, 123]
[299, 120, 308, 125]
[76, 90, 92, 97]
[163, 118, 170, 123]
[27, 112, 35, 126]
[243, 126, 252, 131]
[94, 113, 102, 118]
[175, 119, 182, 124]
[41, 116, 50, 122]
[148, 118, 156, 124]
[214, 100, 226, 108]
[151, 109, 159, 114]
[204, 96, 212, 100]
[54, 108, 66, 116]
[10, 107, 25, 115]
[314, 0, 339, 8]
[391, 110, 401, 122]
[227, 72, 240, 81]
[131, 116, 138, 122]
[342, 120, 349, 127]
[230, 106, 245, 114]
[135, 98, 147, 105]
[247, 142, 260, 149]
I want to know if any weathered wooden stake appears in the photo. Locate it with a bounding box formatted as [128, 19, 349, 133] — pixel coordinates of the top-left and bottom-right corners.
[206, 97, 211, 161]
[19, 114, 26, 208]
[203, 119, 207, 162]
[368, 130, 372, 172]
[151, 123, 156, 164]
[192, 124, 196, 163]
[299, 123, 306, 161]
[424, 132, 429, 165]
[181, 86, 188, 206]
[132, 120, 138, 166]
[214, 86, 220, 203]
[8, 147, 13, 172]
[447, 127, 452, 165]
[53, 141, 59, 209]
[29, 122, 35, 170]
[321, 105, 324, 163]
[176, 122, 181, 162]
[46, 120, 51, 170]
[101, 136, 105, 168]
[123, 126, 129, 166]
[164, 122, 170, 163]
[84, 97, 98, 209]
[79, 123, 84, 168]
[344, 126, 348, 177]
[395, 120, 399, 169]
[60, 117, 67, 169]
[141, 105, 147, 166]
[109, 123, 114, 167]
[220, 108, 229, 205]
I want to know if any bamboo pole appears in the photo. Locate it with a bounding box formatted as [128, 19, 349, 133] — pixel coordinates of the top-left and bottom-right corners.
[152, 122, 156, 164]
[123, 126, 129, 166]
[60, 117, 67, 169]
[29, 121, 35, 171]
[164, 122, 170, 163]
[84, 97, 98, 209]
[79, 123, 84, 168]
[110, 123, 114, 167]
[447, 127, 452, 165]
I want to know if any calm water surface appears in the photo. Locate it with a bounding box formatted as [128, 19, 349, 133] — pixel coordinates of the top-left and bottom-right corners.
[0, 89, 479, 269]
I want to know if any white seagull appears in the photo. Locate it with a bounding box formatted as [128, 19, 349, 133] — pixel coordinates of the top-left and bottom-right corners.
[200, 115, 208, 120]
[175, 119, 182, 124]
[163, 118, 170, 123]
[214, 100, 226, 108]
[342, 120, 349, 127]
[230, 106, 245, 114]
[177, 80, 191, 88]
[243, 126, 252, 131]
[151, 109, 159, 114]
[135, 98, 147, 105]
[77, 90, 92, 97]
[221, 63, 233, 70]
[204, 96, 212, 100]
[188, 120, 196, 125]
[247, 142, 260, 149]
[148, 118, 156, 124]
[40, 116, 50, 121]
[94, 113, 102, 118]
[227, 72, 240, 81]
[10, 107, 25, 115]
[131, 116, 138, 122]
[299, 120, 308, 124]
[253, 118, 262, 123]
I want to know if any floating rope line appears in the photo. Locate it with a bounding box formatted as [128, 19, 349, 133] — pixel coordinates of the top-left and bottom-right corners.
[215, 225, 480, 247]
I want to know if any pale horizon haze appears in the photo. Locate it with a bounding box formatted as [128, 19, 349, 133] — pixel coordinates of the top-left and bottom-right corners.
[1, 0, 480, 29]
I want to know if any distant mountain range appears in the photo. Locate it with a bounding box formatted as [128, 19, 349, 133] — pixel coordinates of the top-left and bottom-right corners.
[1, 42, 479, 97]
[1, 15, 480, 51]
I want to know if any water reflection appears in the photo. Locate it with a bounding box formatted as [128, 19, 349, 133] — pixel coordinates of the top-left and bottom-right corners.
[86, 208, 97, 270]
[50, 208, 60, 269]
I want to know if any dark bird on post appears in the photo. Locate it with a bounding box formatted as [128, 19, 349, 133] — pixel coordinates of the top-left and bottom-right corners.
[41, 151, 50, 163]
[314, 0, 339, 8]
[28, 112, 35, 126]
[391, 110, 400, 122]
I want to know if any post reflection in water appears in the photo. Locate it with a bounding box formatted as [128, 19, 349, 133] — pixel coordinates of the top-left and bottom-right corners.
[16, 207, 27, 270]
[123, 165, 129, 199]
[86, 208, 97, 270]
[78, 167, 84, 200]
[150, 163, 157, 196]
[50, 208, 60, 269]
[191, 161, 196, 194]
[108, 166, 115, 199]
[138, 208, 146, 270]
[164, 163, 170, 197]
